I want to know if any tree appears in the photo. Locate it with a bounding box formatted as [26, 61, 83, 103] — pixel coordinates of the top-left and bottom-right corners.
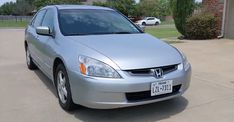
[0, 0, 36, 15]
[93, 1, 109, 7]
[170, 0, 195, 36]
[93, 0, 136, 17]
[93, 0, 171, 19]
[158, 0, 171, 18]
[0, 0, 83, 15]
[131, 3, 143, 17]
[13, 0, 35, 15]
[138, 0, 159, 17]
[0, 2, 15, 15]
[134, 0, 171, 20]
[108, 0, 136, 16]
[33, 0, 82, 9]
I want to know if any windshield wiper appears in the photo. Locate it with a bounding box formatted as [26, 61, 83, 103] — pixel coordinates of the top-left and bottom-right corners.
[66, 33, 89, 36]
[112, 32, 133, 34]
[66, 32, 136, 36]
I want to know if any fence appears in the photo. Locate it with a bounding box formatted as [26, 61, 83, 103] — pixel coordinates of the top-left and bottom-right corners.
[0, 15, 33, 22]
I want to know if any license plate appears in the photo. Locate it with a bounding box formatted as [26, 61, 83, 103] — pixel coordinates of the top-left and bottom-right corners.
[151, 80, 173, 96]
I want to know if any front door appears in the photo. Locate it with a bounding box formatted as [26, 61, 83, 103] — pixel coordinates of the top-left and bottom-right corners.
[36, 8, 56, 78]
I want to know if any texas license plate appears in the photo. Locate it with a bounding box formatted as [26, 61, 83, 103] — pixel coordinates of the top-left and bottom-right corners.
[151, 80, 173, 96]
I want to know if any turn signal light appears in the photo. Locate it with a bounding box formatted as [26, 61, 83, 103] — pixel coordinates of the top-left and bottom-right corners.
[80, 63, 86, 75]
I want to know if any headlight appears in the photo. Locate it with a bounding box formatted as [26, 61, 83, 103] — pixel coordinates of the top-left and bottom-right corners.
[78, 55, 121, 78]
[178, 50, 190, 71]
[182, 54, 190, 71]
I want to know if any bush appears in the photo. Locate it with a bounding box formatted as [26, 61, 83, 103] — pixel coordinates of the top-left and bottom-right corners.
[185, 13, 218, 40]
[170, 0, 195, 36]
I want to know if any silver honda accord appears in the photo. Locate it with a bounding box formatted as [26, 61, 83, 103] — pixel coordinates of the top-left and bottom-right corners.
[25, 5, 191, 110]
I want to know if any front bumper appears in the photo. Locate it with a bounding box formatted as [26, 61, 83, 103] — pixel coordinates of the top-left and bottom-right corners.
[68, 65, 191, 109]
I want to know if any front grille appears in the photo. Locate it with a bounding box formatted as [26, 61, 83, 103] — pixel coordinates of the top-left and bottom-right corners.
[126, 85, 181, 102]
[126, 64, 178, 76]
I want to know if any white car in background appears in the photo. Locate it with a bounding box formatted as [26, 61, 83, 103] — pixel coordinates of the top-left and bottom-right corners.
[136, 17, 161, 26]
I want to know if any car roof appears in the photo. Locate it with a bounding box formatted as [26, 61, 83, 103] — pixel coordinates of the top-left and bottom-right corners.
[45, 5, 114, 11]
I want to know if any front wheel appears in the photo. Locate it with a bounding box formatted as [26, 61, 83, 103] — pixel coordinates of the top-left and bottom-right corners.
[25, 46, 37, 70]
[55, 64, 75, 111]
[142, 22, 146, 26]
[155, 22, 159, 25]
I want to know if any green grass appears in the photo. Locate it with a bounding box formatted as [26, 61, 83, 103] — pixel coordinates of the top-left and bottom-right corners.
[0, 21, 28, 27]
[145, 23, 184, 44]
[161, 20, 175, 25]
[145, 26, 180, 39]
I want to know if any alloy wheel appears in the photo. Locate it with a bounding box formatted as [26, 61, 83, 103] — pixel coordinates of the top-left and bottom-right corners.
[26, 48, 31, 66]
[57, 71, 68, 104]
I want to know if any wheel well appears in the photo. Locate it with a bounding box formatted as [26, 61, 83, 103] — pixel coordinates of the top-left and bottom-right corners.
[24, 41, 28, 50]
[53, 58, 64, 85]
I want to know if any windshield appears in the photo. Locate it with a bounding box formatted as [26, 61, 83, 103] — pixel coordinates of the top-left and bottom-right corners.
[58, 9, 142, 36]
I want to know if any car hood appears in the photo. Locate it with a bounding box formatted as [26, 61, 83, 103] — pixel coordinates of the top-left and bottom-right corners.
[68, 34, 182, 70]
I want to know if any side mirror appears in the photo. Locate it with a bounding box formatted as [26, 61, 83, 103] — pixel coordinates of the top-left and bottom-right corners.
[36, 26, 51, 36]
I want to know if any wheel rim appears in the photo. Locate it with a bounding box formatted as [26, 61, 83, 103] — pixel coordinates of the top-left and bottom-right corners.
[57, 71, 68, 104]
[26, 48, 30, 66]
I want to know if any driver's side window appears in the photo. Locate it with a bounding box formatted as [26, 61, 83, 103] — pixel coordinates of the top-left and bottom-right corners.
[41, 9, 55, 31]
[32, 10, 46, 28]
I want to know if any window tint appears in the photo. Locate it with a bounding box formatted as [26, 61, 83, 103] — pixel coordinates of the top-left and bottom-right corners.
[147, 18, 155, 20]
[59, 9, 141, 36]
[33, 10, 46, 28]
[42, 9, 55, 30]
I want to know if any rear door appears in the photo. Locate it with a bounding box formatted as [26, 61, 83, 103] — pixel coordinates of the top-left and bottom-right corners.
[26, 9, 47, 66]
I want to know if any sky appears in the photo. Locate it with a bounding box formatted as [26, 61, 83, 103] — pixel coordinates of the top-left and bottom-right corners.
[196, 0, 202, 2]
[0, 0, 16, 6]
[0, 0, 203, 6]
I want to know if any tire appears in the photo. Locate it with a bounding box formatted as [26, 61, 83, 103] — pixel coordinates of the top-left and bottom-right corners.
[155, 22, 159, 25]
[55, 64, 75, 111]
[25, 46, 37, 70]
[142, 22, 146, 26]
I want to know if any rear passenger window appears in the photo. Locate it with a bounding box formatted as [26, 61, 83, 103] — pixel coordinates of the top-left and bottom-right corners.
[147, 18, 155, 20]
[33, 10, 46, 28]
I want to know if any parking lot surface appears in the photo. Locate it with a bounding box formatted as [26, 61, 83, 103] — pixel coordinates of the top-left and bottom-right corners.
[0, 29, 234, 122]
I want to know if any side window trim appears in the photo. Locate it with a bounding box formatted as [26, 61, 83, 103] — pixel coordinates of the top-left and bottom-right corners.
[30, 12, 39, 26]
[32, 9, 47, 28]
[41, 8, 55, 29]
[30, 16, 36, 26]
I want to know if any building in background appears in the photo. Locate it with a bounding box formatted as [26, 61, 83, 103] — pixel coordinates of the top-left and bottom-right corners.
[203, 0, 234, 39]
